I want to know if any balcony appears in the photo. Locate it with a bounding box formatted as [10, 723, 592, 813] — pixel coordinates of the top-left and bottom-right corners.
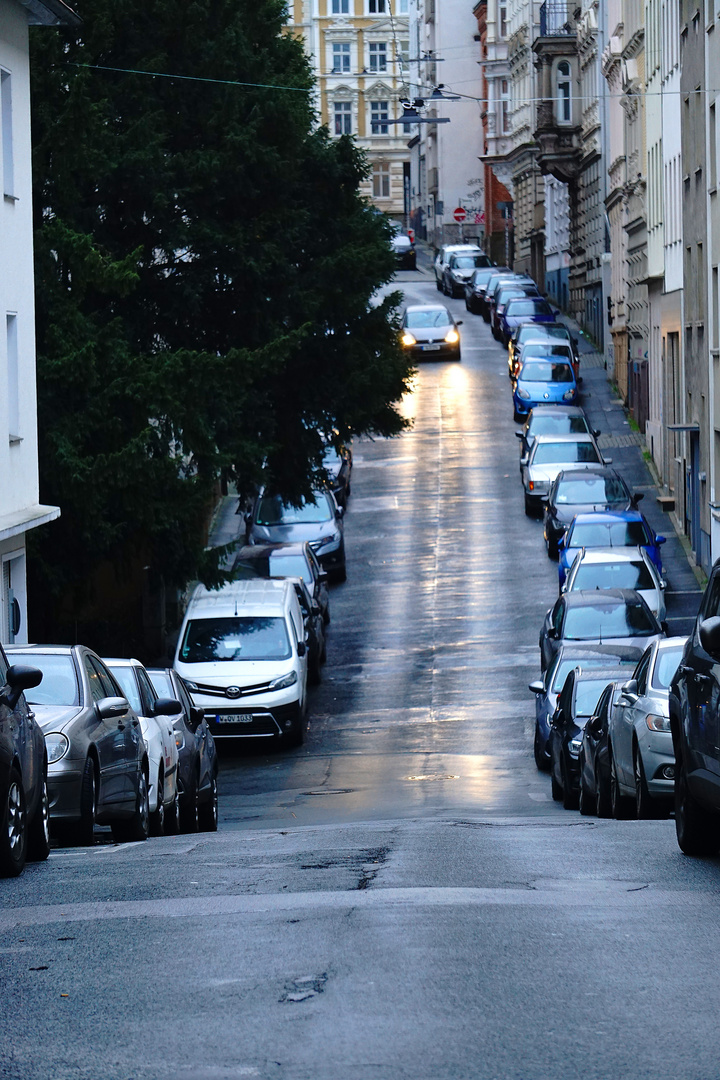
[538, 0, 575, 36]
[534, 104, 582, 182]
[532, 19, 580, 183]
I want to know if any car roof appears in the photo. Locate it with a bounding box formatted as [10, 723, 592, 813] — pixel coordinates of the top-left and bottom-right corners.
[532, 433, 596, 443]
[235, 542, 310, 559]
[104, 657, 144, 668]
[554, 467, 622, 481]
[572, 546, 647, 565]
[570, 510, 645, 526]
[527, 405, 585, 418]
[185, 578, 290, 617]
[657, 636, 688, 649]
[441, 244, 481, 253]
[405, 304, 452, 313]
[6, 644, 77, 654]
[563, 588, 648, 607]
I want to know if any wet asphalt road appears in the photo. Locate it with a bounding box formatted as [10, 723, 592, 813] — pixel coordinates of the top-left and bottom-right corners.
[3, 276, 720, 1080]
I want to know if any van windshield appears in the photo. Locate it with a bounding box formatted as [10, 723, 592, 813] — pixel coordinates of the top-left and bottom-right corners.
[180, 617, 291, 662]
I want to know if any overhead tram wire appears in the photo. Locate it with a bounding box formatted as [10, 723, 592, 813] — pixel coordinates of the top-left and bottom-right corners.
[64, 62, 313, 93]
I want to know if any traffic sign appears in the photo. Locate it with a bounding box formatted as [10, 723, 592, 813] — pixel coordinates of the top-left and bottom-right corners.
[453, 206, 467, 223]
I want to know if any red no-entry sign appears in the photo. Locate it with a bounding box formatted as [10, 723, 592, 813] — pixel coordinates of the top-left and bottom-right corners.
[453, 206, 467, 223]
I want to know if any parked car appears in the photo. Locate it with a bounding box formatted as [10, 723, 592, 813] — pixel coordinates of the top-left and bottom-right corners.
[245, 489, 346, 583]
[0, 649, 49, 876]
[548, 667, 628, 809]
[479, 271, 517, 320]
[433, 244, 485, 290]
[6, 645, 149, 845]
[558, 510, 666, 587]
[391, 231, 416, 269]
[521, 433, 606, 516]
[516, 405, 597, 461]
[400, 304, 462, 362]
[604, 637, 686, 819]
[529, 644, 640, 771]
[464, 267, 500, 313]
[286, 576, 326, 684]
[486, 275, 534, 329]
[509, 323, 579, 379]
[539, 588, 664, 673]
[512, 356, 579, 423]
[542, 467, 636, 558]
[233, 542, 330, 625]
[491, 285, 540, 339]
[563, 546, 667, 622]
[175, 578, 309, 746]
[499, 297, 555, 345]
[103, 658, 180, 837]
[442, 251, 492, 297]
[147, 668, 219, 832]
[323, 442, 352, 509]
[668, 562, 720, 853]
[577, 680, 625, 817]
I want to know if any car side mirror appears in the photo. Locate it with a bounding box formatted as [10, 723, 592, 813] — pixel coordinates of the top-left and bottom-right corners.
[558, 534, 566, 549]
[189, 705, 205, 731]
[0, 664, 43, 710]
[630, 492, 644, 505]
[700, 616, 720, 659]
[515, 431, 524, 440]
[318, 571, 328, 583]
[336, 505, 345, 519]
[520, 456, 528, 467]
[297, 641, 307, 657]
[456, 320, 463, 326]
[528, 680, 544, 694]
[96, 696, 130, 720]
[547, 627, 557, 639]
[243, 512, 252, 526]
[592, 429, 601, 438]
[589, 716, 604, 738]
[656, 534, 666, 544]
[621, 678, 638, 703]
[153, 696, 182, 717]
[602, 456, 613, 465]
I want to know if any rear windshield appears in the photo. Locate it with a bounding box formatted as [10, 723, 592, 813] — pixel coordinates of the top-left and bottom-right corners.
[571, 560, 655, 592]
[569, 520, 650, 548]
[551, 656, 635, 692]
[148, 670, 172, 699]
[256, 493, 333, 526]
[529, 415, 589, 438]
[532, 441, 601, 465]
[107, 666, 141, 713]
[652, 646, 685, 690]
[555, 476, 627, 505]
[563, 602, 657, 640]
[471, 269, 495, 286]
[506, 299, 553, 316]
[523, 345, 573, 362]
[405, 309, 451, 328]
[520, 362, 574, 384]
[268, 554, 312, 584]
[9, 653, 79, 706]
[574, 679, 614, 717]
[180, 617, 291, 663]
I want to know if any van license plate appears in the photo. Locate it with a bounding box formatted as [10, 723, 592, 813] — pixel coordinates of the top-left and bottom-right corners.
[215, 713, 254, 724]
[421, 344, 441, 351]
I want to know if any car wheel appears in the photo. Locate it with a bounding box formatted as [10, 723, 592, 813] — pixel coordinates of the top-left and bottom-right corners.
[308, 652, 322, 685]
[578, 758, 594, 816]
[546, 532, 558, 561]
[112, 769, 150, 843]
[436, 276, 442, 292]
[323, 604, 331, 626]
[595, 766, 611, 818]
[561, 758, 579, 811]
[332, 565, 347, 584]
[27, 773, 51, 862]
[73, 757, 97, 846]
[550, 767, 563, 802]
[610, 753, 634, 819]
[634, 747, 660, 820]
[198, 774, 219, 832]
[164, 787, 180, 835]
[524, 493, 534, 516]
[149, 771, 165, 837]
[533, 725, 549, 771]
[180, 773, 199, 833]
[675, 751, 720, 855]
[0, 766, 28, 877]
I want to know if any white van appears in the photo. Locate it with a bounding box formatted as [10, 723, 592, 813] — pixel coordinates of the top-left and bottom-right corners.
[174, 579, 308, 745]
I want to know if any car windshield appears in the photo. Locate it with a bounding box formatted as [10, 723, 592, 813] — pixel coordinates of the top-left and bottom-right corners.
[563, 601, 657, 640]
[256, 493, 333, 525]
[575, 679, 613, 717]
[497, 289, 528, 305]
[148, 670, 172, 698]
[506, 300, 553, 316]
[532, 326, 572, 343]
[471, 269, 494, 285]
[10, 653, 79, 706]
[532, 441, 601, 465]
[107, 666, 142, 713]
[555, 476, 627, 505]
[268, 554, 312, 584]
[520, 362, 574, 384]
[452, 255, 486, 269]
[551, 656, 635, 692]
[529, 415, 589, 438]
[405, 309, 451, 328]
[568, 520, 650, 548]
[323, 448, 343, 468]
[523, 345, 573, 362]
[180, 617, 291, 663]
[652, 646, 685, 690]
[571, 560, 655, 591]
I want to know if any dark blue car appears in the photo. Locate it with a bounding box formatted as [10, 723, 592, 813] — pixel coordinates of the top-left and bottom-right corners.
[558, 510, 666, 587]
[499, 296, 555, 345]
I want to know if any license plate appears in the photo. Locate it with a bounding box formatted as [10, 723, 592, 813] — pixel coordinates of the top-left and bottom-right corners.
[421, 344, 441, 351]
[215, 713, 254, 724]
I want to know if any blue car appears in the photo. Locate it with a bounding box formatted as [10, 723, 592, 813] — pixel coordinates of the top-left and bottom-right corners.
[499, 296, 555, 345]
[512, 356, 578, 422]
[558, 510, 666, 587]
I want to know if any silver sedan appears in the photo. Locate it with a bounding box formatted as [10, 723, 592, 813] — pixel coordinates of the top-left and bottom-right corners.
[607, 637, 687, 818]
[521, 433, 608, 516]
[563, 546, 667, 623]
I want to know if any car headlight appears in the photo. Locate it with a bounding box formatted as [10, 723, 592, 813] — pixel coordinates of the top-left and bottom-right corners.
[562, 389, 577, 400]
[646, 714, 671, 732]
[445, 329, 460, 344]
[517, 387, 531, 399]
[317, 530, 340, 548]
[46, 732, 69, 764]
[270, 670, 298, 691]
[569, 737, 583, 755]
[401, 332, 416, 346]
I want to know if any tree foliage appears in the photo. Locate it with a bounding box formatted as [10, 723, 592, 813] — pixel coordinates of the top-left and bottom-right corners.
[28, 0, 411, 640]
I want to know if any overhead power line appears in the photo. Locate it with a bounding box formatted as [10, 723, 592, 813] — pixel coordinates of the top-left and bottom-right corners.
[65, 62, 313, 93]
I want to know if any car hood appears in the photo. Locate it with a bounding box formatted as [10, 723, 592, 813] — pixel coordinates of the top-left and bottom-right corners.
[451, 269, 474, 280]
[518, 382, 574, 403]
[251, 521, 334, 544]
[551, 501, 627, 524]
[405, 325, 452, 343]
[31, 704, 85, 734]
[528, 462, 590, 486]
[177, 661, 294, 692]
[562, 633, 660, 656]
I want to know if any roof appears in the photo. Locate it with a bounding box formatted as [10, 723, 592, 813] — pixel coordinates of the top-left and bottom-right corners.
[18, 0, 81, 26]
[404, 304, 451, 313]
[563, 588, 648, 607]
[554, 466, 622, 480]
[570, 510, 645, 526]
[571, 546, 647, 566]
[532, 432, 596, 443]
[104, 657, 143, 668]
[186, 578, 290, 617]
[527, 405, 585, 417]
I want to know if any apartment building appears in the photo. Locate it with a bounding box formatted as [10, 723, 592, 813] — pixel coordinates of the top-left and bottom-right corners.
[287, 0, 411, 220]
[475, 0, 515, 265]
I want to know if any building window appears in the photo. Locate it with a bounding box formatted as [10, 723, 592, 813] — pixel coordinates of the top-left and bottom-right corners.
[556, 61, 571, 123]
[332, 0, 349, 12]
[1, 70, 13, 198]
[398, 39, 410, 65]
[397, 0, 409, 10]
[6, 313, 18, 439]
[334, 100, 352, 134]
[371, 100, 389, 134]
[332, 43, 351, 72]
[500, 78, 511, 134]
[372, 163, 391, 197]
[499, 3, 508, 36]
[369, 0, 386, 11]
[368, 42, 388, 71]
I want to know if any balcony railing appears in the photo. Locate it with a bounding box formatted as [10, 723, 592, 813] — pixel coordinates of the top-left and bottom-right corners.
[539, 0, 574, 35]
